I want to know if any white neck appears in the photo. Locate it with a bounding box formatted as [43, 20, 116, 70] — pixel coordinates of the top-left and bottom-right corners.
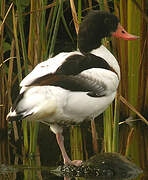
[90, 45, 120, 79]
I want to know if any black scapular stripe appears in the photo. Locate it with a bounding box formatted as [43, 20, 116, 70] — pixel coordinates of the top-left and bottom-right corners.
[56, 53, 114, 75]
[30, 74, 107, 98]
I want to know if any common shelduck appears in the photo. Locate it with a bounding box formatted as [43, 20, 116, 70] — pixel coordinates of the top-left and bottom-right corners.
[7, 10, 138, 166]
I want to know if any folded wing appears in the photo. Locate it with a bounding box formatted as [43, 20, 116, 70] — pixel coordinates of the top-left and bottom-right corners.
[21, 52, 116, 97]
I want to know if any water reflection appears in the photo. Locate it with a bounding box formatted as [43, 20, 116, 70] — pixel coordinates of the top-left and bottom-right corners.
[0, 166, 145, 180]
[0, 156, 144, 180]
[0, 138, 145, 180]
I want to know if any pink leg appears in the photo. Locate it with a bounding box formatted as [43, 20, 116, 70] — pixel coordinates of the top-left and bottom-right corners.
[56, 133, 71, 164]
[56, 133, 82, 166]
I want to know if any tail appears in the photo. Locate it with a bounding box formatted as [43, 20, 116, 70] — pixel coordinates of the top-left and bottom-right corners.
[6, 108, 24, 122]
[7, 86, 50, 122]
[7, 92, 30, 122]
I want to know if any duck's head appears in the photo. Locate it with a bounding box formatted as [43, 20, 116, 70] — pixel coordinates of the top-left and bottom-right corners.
[78, 10, 138, 53]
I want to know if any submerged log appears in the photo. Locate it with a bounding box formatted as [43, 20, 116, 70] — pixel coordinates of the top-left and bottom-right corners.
[52, 152, 143, 179]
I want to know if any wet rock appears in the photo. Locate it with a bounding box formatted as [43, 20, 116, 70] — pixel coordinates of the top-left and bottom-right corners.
[52, 152, 143, 180]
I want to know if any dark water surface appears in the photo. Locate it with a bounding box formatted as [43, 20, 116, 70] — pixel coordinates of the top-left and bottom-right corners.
[0, 124, 147, 180]
[0, 163, 146, 180]
[0, 140, 146, 180]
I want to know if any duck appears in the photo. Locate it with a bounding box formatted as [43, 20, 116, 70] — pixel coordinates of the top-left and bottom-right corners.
[7, 10, 138, 166]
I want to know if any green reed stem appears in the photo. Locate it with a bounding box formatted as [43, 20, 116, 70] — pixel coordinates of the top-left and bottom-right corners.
[127, 0, 141, 115]
[46, 3, 58, 58]
[15, 0, 29, 152]
[104, 104, 113, 152]
[29, 122, 39, 156]
[78, 0, 82, 24]
[70, 126, 83, 161]
[61, 11, 74, 44]
[112, 96, 119, 152]
[125, 0, 141, 165]
[16, 0, 28, 75]
[38, 0, 46, 60]
[23, 121, 29, 154]
[49, 0, 63, 56]
[12, 6, 22, 83]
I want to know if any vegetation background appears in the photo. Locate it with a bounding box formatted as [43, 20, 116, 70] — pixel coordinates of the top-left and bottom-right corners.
[0, 0, 148, 178]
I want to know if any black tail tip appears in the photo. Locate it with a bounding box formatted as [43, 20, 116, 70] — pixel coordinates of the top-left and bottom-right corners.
[6, 113, 22, 122]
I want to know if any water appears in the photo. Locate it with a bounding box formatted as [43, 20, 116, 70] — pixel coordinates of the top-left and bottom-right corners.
[0, 123, 147, 180]
[0, 164, 145, 180]
[0, 139, 145, 180]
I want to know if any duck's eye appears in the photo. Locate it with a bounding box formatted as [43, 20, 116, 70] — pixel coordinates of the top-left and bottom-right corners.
[122, 30, 125, 34]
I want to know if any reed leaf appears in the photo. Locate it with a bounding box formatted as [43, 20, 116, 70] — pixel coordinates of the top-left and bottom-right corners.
[28, 0, 35, 65]
[39, 0, 47, 60]
[137, 0, 148, 115]
[127, 0, 141, 115]
[126, 126, 140, 166]
[8, 40, 19, 142]
[16, 0, 28, 75]
[0, 2, 13, 30]
[78, 0, 82, 24]
[15, 0, 29, 151]
[91, 119, 98, 153]
[70, 0, 79, 34]
[49, 0, 63, 56]
[104, 104, 113, 152]
[112, 96, 119, 152]
[23, 120, 29, 154]
[12, 6, 22, 83]
[126, 1, 142, 163]
[61, 11, 74, 44]
[46, 2, 58, 58]
[119, 95, 148, 126]
[70, 126, 83, 161]
[0, 2, 14, 130]
[29, 122, 39, 156]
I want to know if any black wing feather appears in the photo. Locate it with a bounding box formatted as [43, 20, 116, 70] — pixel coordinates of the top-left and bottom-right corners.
[56, 53, 112, 75]
[27, 53, 113, 97]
